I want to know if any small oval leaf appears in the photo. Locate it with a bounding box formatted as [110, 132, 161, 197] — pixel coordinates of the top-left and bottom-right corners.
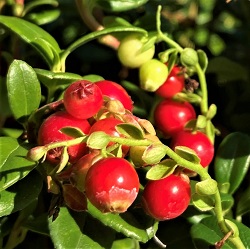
[7, 60, 41, 123]
[175, 146, 200, 164]
[142, 144, 167, 165]
[116, 123, 144, 139]
[87, 131, 110, 149]
[214, 132, 250, 194]
[60, 127, 86, 138]
[192, 193, 214, 212]
[146, 159, 177, 180]
[195, 179, 218, 196]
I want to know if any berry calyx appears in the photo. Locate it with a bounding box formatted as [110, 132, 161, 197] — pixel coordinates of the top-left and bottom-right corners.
[63, 80, 103, 119]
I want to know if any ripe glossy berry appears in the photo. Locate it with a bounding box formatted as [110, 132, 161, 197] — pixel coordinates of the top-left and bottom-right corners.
[38, 111, 90, 164]
[85, 157, 140, 213]
[63, 80, 103, 119]
[89, 117, 129, 156]
[141, 174, 191, 220]
[154, 99, 196, 138]
[95, 80, 133, 111]
[155, 65, 185, 98]
[171, 130, 214, 167]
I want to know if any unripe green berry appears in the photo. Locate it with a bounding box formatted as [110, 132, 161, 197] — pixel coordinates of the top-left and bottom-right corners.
[139, 59, 169, 92]
[118, 34, 155, 68]
[180, 48, 198, 67]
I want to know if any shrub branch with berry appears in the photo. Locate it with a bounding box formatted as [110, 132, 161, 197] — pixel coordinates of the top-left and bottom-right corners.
[0, 1, 250, 249]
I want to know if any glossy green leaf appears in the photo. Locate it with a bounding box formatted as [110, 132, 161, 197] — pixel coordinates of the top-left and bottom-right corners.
[116, 123, 144, 139]
[7, 60, 41, 123]
[49, 207, 114, 249]
[174, 146, 200, 164]
[236, 186, 250, 217]
[0, 16, 61, 67]
[146, 159, 177, 180]
[0, 137, 37, 191]
[220, 193, 234, 213]
[142, 144, 167, 165]
[0, 170, 43, 217]
[96, 0, 149, 12]
[191, 217, 250, 248]
[22, 0, 59, 15]
[214, 132, 250, 194]
[87, 202, 158, 243]
[0, 76, 11, 117]
[25, 9, 60, 26]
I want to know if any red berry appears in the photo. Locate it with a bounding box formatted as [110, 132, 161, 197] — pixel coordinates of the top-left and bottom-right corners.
[38, 111, 90, 164]
[95, 80, 133, 111]
[85, 157, 140, 213]
[63, 80, 103, 119]
[141, 174, 191, 220]
[89, 117, 129, 156]
[155, 65, 184, 98]
[171, 130, 214, 167]
[154, 99, 196, 137]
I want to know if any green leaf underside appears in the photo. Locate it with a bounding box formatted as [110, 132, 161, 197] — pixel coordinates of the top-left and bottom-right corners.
[214, 132, 250, 194]
[116, 123, 144, 139]
[0, 170, 43, 217]
[60, 127, 86, 138]
[7, 60, 41, 122]
[0, 16, 61, 67]
[0, 137, 37, 191]
[175, 146, 200, 164]
[142, 144, 167, 165]
[146, 159, 177, 180]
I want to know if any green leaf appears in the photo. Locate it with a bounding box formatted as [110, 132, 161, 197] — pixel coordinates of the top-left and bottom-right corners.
[0, 16, 61, 68]
[82, 74, 104, 82]
[197, 49, 208, 72]
[236, 185, 250, 217]
[35, 68, 83, 101]
[116, 123, 144, 139]
[207, 57, 248, 84]
[87, 131, 110, 149]
[96, 0, 149, 12]
[142, 144, 167, 165]
[0, 170, 43, 217]
[220, 193, 234, 213]
[7, 60, 41, 123]
[60, 127, 87, 138]
[25, 9, 60, 26]
[0, 137, 37, 191]
[0, 76, 12, 117]
[195, 179, 217, 196]
[49, 207, 114, 249]
[174, 146, 200, 164]
[191, 217, 250, 248]
[192, 193, 214, 212]
[214, 132, 250, 194]
[146, 159, 177, 180]
[111, 238, 139, 249]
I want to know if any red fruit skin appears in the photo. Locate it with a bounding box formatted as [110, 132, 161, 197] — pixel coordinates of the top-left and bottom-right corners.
[85, 157, 140, 213]
[141, 174, 191, 220]
[95, 80, 133, 111]
[89, 117, 129, 156]
[154, 99, 196, 137]
[155, 65, 184, 98]
[171, 130, 214, 167]
[63, 80, 103, 119]
[38, 111, 90, 164]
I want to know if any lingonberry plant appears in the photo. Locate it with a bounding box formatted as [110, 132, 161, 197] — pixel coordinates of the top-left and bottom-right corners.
[1, 1, 250, 249]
